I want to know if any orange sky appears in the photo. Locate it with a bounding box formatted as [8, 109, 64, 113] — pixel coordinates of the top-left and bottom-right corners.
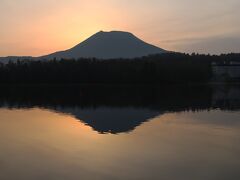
[0, 0, 240, 56]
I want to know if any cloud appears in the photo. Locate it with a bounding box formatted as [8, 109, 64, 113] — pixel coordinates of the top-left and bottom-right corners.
[166, 35, 240, 54]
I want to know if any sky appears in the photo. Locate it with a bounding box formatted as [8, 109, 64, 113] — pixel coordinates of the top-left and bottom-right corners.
[0, 0, 239, 56]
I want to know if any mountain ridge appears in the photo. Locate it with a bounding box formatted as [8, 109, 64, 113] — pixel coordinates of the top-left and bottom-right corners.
[0, 30, 167, 61]
[40, 30, 166, 59]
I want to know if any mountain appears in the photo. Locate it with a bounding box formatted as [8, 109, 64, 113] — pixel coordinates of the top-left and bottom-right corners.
[0, 31, 167, 62]
[40, 31, 166, 60]
[0, 56, 33, 64]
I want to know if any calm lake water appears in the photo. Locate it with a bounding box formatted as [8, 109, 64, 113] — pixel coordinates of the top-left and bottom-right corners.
[0, 85, 239, 180]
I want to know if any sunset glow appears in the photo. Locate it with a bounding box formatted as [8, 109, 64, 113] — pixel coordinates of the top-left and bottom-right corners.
[1, 0, 240, 56]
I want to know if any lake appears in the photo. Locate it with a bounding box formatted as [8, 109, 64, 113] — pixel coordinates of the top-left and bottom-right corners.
[0, 85, 239, 180]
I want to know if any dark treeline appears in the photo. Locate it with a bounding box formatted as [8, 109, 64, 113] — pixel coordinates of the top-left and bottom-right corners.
[0, 84, 239, 111]
[0, 84, 212, 111]
[0, 53, 239, 84]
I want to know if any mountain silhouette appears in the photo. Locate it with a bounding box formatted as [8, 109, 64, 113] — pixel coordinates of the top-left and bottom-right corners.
[0, 56, 33, 63]
[55, 107, 161, 134]
[41, 31, 166, 59]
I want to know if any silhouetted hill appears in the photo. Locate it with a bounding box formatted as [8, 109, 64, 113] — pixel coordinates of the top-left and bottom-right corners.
[40, 31, 166, 59]
[0, 56, 33, 63]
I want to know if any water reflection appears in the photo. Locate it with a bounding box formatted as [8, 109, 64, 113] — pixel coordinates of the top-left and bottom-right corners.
[0, 85, 239, 180]
[0, 109, 239, 180]
[0, 85, 239, 133]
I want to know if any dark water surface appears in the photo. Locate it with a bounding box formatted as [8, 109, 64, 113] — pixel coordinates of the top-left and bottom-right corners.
[0, 85, 239, 180]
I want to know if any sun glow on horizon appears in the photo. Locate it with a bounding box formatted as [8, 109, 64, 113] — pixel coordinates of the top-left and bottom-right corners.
[0, 0, 240, 56]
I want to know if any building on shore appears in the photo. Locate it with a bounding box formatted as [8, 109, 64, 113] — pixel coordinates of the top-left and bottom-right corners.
[212, 61, 240, 81]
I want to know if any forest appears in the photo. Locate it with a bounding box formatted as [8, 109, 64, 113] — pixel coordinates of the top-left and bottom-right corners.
[0, 53, 239, 84]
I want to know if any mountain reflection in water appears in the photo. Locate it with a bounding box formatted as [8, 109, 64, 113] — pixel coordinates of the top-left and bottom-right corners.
[0, 84, 239, 134]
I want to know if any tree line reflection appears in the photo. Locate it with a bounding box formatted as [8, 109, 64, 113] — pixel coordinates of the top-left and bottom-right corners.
[0, 85, 239, 133]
